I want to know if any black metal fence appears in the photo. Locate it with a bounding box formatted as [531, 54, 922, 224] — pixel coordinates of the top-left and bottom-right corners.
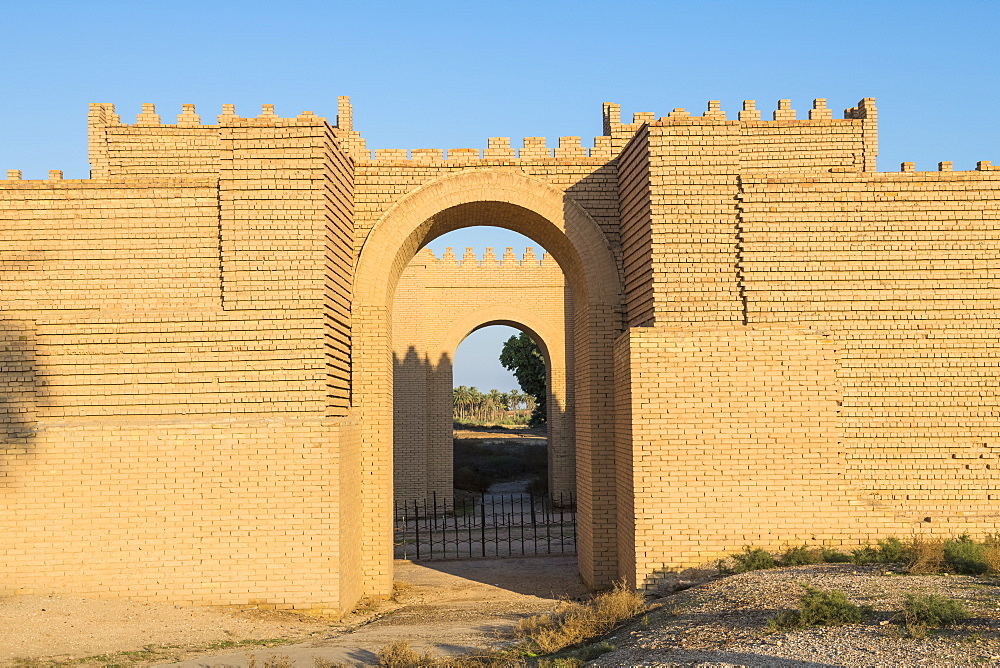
[393, 492, 576, 561]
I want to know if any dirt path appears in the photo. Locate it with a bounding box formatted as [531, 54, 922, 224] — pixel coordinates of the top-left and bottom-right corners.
[1, 556, 584, 667]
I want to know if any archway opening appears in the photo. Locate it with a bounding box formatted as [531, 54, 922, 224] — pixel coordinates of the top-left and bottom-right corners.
[390, 224, 578, 563]
[354, 171, 623, 594]
[390, 227, 575, 497]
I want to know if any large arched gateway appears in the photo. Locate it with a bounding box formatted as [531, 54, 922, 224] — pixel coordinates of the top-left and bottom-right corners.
[353, 170, 624, 594]
[2, 96, 999, 613]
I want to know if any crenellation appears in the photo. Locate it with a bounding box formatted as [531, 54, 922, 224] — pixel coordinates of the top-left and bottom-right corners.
[590, 135, 612, 160]
[446, 148, 480, 161]
[555, 136, 586, 159]
[501, 246, 519, 266]
[632, 111, 656, 124]
[337, 96, 353, 131]
[440, 246, 459, 265]
[375, 148, 407, 161]
[520, 137, 550, 160]
[773, 99, 796, 121]
[47, 170, 63, 180]
[217, 103, 238, 123]
[939, 161, 953, 172]
[176, 103, 201, 127]
[810, 98, 833, 120]
[135, 102, 161, 125]
[485, 137, 514, 159]
[6, 169, 21, 180]
[481, 247, 499, 267]
[739, 100, 760, 121]
[602, 102, 621, 135]
[411, 148, 444, 162]
[703, 100, 725, 120]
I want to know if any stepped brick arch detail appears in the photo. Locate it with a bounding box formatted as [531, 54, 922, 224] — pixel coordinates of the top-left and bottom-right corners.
[354, 169, 623, 594]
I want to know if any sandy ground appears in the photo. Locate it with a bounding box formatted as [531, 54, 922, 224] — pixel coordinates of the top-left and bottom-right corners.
[1, 555, 585, 667]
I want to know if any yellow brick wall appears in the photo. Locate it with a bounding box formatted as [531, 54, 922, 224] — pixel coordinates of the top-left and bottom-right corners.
[1, 105, 361, 612]
[616, 326, 860, 588]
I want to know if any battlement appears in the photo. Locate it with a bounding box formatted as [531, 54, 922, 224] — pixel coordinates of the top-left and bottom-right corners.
[88, 102, 331, 127]
[411, 246, 559, 269]
[604, 97, 875, 129]
[896, 160, 1000, 173]
[364, 135, 613, 163]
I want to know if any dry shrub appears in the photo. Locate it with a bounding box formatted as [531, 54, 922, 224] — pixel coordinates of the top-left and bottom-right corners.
[907, 536, 945, 574]
[985, 542, 1000, 575]
[515, 582, 647, 654]
[377, 641, 438, 668]
[247, 656, 294, 668]
[375, 641, 523, 668]
[314, 659, 352, 668]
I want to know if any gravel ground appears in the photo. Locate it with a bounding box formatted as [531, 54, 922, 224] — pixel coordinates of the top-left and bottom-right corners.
[596, 564, 1000, 667]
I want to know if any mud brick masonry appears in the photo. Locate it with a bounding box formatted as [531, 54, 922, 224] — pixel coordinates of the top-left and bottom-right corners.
[1, 96, 998, 613]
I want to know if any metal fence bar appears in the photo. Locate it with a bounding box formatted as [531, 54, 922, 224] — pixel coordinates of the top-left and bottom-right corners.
[394, 493, 576, 561]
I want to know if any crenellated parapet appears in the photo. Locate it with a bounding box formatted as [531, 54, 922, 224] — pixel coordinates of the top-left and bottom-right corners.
[84, 99, 366, 178]
[365, 135, 613, 164]
[410, 246, 561, 270]
[606, 97, 880, 172]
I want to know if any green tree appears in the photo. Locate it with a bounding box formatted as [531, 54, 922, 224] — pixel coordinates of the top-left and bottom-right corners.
[499, 332, 546, 426]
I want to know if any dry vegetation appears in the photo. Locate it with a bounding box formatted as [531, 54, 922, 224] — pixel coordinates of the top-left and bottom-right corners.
[376, 583, 647, 667]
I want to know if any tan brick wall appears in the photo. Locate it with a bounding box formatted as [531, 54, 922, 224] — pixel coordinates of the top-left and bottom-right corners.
[616, 326, 862, 587]
[392, 247, 573, 500]
[1, 104, 360, 612]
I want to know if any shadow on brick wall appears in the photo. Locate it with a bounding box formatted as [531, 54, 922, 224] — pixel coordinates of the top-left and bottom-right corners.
[0, 320, 41, 487]
[393, 345, 451, 500]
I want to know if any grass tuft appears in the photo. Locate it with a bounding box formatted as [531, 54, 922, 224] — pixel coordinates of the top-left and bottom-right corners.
[780, 545, 823, 567]
[900, 593, 970, 638]
[724, 546, 776, 573]
[944, 535, 990, 575]
[516, 582, 647, 654]
[768, 586, 870, 631]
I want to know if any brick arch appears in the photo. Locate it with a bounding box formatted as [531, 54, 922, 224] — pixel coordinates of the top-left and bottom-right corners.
[353, 168, 623, 596]
[354, 169, 620, 309]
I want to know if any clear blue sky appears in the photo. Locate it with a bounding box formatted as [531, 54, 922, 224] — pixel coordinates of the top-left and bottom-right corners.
[3, 0, 997, 391]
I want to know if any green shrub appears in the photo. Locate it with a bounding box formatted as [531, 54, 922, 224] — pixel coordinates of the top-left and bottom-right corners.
[780, 545, 823, 567]
[944, 535, 989, 575]
[727, 547, 776, 573]
[819, 547, 853, 563]
[902, 593, 970, 627]
[851, 537, 911, 565]
[768, 587, 870, 630]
